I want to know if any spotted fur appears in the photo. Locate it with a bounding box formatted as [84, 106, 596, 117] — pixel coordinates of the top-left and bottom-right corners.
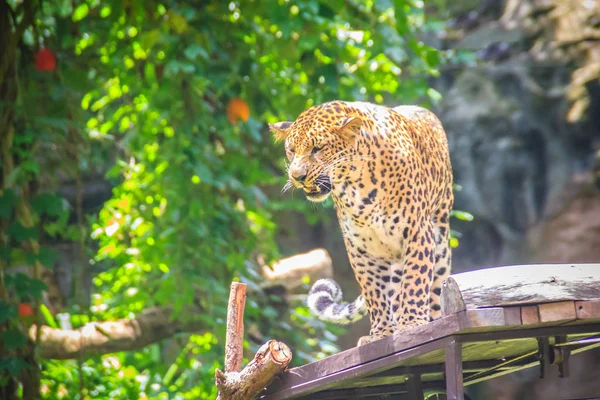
[271, 101, 453, 346]
[307, 278, 367, 324]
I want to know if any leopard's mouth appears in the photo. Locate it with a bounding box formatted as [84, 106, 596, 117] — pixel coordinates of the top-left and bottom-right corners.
[304, 175, 332, 202]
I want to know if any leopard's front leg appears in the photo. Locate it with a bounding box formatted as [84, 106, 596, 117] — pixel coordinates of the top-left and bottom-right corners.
[393, 218, 436, 329]
[346, 249, 395, 346]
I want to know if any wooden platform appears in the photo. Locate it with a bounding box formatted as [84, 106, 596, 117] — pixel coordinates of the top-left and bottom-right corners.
[260, 264, 600, 400]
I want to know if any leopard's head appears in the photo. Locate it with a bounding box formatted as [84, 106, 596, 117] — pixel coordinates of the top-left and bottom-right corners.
[270, 102, 363, 202]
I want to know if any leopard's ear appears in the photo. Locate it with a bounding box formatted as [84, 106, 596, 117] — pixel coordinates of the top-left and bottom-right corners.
[269, 121, 293, 142]
[338, 117, 362, 144]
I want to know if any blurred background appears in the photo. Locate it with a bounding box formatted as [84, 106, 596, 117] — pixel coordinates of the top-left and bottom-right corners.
[1, 0, 599, 399]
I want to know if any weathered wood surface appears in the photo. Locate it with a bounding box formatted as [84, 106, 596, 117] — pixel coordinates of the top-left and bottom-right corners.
[450, 264, 600, 308]
[261, 264, 600, 399]
[217, 340, 292, 400]
[441, 277, 466, 316]
[216, 282, 292, 400]
[261, 314, 467, 399]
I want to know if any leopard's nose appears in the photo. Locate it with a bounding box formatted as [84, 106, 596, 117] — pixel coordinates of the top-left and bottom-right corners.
[293, 173, 307, 183]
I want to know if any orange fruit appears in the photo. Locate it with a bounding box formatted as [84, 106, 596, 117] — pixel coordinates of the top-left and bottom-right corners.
[35, 48, 56, 72]
[18, 303, 34, 317]
[226, 98, 250, 124]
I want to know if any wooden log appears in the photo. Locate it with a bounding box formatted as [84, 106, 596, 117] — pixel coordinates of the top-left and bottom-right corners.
[448, 264, 600, 308]
[261, 248, 333, 292]
[30, 307, 206, 360]
[224, 282, 247, 373]
[216, 282, 293, 399]
[216, 340, 292, 400]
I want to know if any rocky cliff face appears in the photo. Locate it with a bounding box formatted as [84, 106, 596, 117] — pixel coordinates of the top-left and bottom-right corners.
[438, 1, 600, 398]
[436, 0, 600, 271]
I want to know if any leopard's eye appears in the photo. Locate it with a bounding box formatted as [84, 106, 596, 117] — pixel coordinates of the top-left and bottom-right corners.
[311, 146, 323, 155]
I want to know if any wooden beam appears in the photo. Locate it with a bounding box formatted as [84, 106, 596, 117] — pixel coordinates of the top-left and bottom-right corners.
[444, 339, 464, 400]
[575, 300, 600, 320]
[521, 306, 540, 325]
[405, 374, 424, 400]
[466, 308, 506, 328]
[262, 314, 468, 399]
[449, 264, 600, 308]
[538, 301, 576, 324]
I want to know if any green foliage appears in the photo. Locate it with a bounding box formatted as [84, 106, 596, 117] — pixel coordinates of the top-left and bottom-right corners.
[2, 0, 448, 397]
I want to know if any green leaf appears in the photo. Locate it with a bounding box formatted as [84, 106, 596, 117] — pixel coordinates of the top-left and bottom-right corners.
[0, 301, 17, 324]
[7, 222, 38, 243]
[0, 357, 30, 377]
[40, 304, 58, 328]
[0, 189, 17, 219]
[184, 45, 209, 61]
[72, 3, 89, 22]
[426, 88, 442, 103]
[1, 329, 27, 351]
[37, 246, 59, 268]
[31, 193, 65, 217]
[451, 210, 474, 222]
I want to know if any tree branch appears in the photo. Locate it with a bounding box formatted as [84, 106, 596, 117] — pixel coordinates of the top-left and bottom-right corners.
[224, 282, 246, 373]
[30, 307, 205, 360]
[32, 249, 332, 360]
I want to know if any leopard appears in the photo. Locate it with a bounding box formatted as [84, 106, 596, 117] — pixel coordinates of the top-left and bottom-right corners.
[270, 100, 453, 346]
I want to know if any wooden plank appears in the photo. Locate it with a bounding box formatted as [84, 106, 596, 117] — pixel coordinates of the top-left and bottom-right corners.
[466, 308, 506, 328]
[458, 322, 600, 343]
[521, 306, 540, 325]
[460, 339, 538, 362]
[576, 300, 600, 320]
[262, 336, 454, 400]
[261, 314, 468, 399]
[334, 372, 446, 390]
[449, 264, 600, 308]
[503, 307, 522, 325]
[538, 301, 576, 323]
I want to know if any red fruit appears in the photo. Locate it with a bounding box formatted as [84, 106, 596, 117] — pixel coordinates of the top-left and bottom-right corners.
[18, 303, 34, 318]
[35, 48, 56, 72]
[226, 98, 250, 124]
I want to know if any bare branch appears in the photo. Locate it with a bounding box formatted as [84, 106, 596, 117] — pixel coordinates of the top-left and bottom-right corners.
[31, 307, 205, 360]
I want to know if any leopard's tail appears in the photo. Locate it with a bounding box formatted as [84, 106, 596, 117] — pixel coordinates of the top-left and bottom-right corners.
[307, 279, 367, 324]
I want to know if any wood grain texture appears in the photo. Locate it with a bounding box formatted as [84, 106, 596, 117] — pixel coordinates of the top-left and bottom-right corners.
[503, 307, 522, 325]
[467, 308, 506, 327]
[575, 300, 600, 320]
[538, 301, 576, 323]
[521, 306, 540, 325]
[224, 282, 247, 373]
[216, 340, 292, 400]
[441, 277, 466, 316]
[262, 314, 468, 399]
[450, 264, 600, 308]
